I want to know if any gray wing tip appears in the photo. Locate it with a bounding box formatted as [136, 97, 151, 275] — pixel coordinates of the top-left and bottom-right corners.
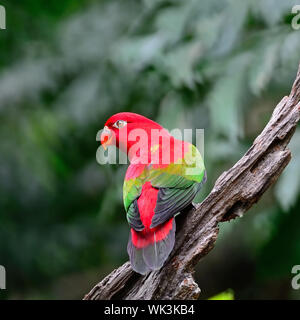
[128, 220, 176, 275]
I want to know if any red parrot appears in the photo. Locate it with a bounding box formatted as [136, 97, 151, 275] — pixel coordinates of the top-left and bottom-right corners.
[101, 112, 206, 274]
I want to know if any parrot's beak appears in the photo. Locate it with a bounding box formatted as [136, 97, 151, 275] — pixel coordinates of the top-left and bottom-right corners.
[101, 126, 113, 150]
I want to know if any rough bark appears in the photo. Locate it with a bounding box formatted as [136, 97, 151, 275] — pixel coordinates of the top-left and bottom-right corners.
[84, 63, 300, 300]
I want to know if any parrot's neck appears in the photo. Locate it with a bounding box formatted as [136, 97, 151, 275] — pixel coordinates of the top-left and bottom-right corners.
[126, 131, 189, 166]
[125, 128, 171, 165]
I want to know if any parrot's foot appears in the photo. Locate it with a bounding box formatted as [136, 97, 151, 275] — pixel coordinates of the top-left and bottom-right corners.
[191, 202, 201, 210]
[179, 202, 199, 215]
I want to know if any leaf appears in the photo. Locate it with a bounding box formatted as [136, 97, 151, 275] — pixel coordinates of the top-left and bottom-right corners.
[208, 55, 248, 142]
[208, 289, 234, 300]
[252, 0, 297, 26]
[275, 128, 300, 211]
[156, 41, 203, 88]
[112, 34, 166, 70]
[155, 5, 189, 41]
[157, 91, 187, 129]
[212, 0, 249, 56]
[280, 31, 300, 67]
[249, 39, 281, 95]
[193, 14, 224, 51]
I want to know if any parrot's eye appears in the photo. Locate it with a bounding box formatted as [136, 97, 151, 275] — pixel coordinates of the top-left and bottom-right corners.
[113, 120, 127, 129]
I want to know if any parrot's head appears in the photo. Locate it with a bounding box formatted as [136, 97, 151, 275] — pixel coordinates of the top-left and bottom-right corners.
[100, 112, 163, 154]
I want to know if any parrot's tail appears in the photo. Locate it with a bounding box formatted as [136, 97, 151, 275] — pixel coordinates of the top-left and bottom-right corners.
[127, 218, 176, 275]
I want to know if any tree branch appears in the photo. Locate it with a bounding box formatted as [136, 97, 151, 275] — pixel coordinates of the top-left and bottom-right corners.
[84, 63, 300, 300]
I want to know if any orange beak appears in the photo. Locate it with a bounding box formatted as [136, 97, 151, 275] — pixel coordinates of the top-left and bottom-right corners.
[100, 126, 114, 150]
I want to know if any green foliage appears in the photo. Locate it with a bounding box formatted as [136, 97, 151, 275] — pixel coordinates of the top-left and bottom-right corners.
[0, 0, 300, 299]
[208, 289, 234, 300]
[275, 130, 300, 211]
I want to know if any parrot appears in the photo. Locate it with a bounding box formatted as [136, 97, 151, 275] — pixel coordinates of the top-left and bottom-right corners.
[100, 112, 206, 275]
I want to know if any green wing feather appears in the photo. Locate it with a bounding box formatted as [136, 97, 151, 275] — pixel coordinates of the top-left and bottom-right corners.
[148, 144, 205, 187]
[123, 143, 206, 229]
[150, 144, 206, 227]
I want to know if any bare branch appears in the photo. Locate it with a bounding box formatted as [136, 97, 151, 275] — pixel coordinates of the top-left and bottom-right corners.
[84, 63, 300, 300]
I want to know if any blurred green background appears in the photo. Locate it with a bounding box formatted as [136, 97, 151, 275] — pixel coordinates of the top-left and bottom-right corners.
[0, 0, 300, 300]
